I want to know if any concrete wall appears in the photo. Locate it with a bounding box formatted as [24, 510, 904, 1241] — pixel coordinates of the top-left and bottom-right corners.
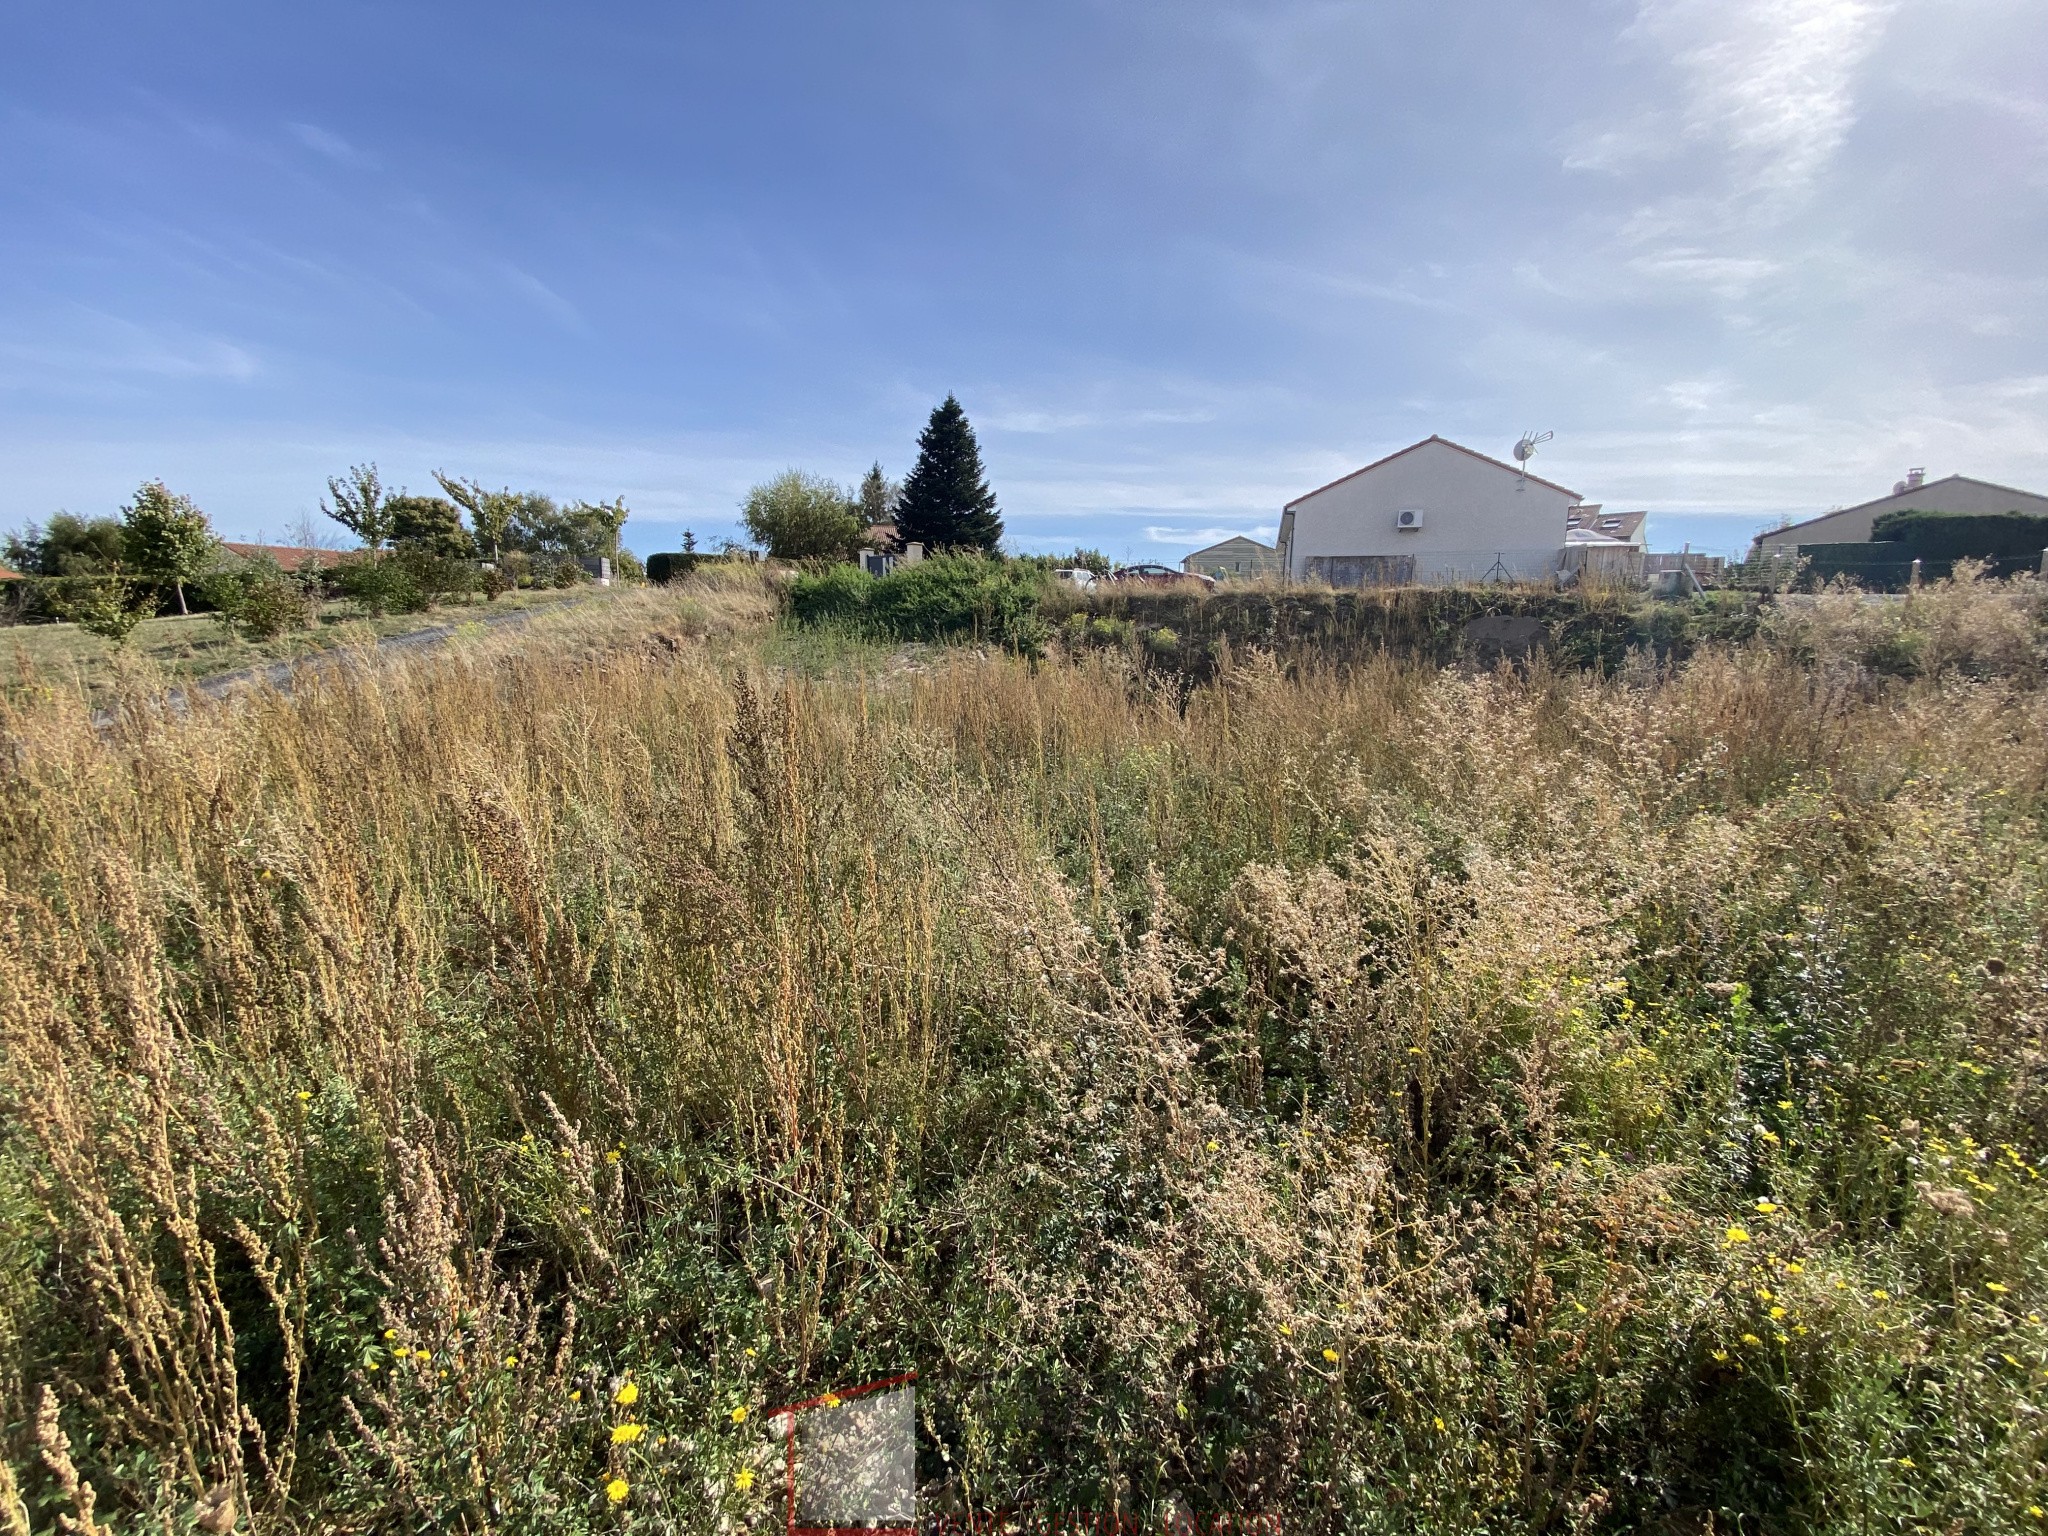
[1285, 439, 1580, 583]
[1755, 476, 2048, 551]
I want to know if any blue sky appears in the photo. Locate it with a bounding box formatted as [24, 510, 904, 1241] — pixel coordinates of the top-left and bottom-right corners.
[3, 0, 2044, 561]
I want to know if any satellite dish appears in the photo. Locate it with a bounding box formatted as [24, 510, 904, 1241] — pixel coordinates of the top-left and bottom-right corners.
[1512, 430, 1553, 485]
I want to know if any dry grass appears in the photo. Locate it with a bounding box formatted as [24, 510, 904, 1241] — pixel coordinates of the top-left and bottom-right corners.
[0, 586, 599, 707]
[2, 566, 2046, 1533]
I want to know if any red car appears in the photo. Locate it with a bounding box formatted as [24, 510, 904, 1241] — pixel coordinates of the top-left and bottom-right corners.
[1111, 563, 1216, 589]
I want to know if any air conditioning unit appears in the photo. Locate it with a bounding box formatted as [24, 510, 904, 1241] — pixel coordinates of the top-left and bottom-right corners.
[1395, 508, 1425, 531]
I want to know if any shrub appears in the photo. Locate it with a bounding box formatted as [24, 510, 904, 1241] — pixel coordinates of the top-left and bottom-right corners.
[395, 546, 482, 606]
[785, 563, 873, 626]
[204, 555, 317, 641]
[646, 552, 703, 585]
[336, 553, 427, 616]
[786, 556, 1049, 650]
[864, 554, 1045, 646]
[45, 574, 149, 645]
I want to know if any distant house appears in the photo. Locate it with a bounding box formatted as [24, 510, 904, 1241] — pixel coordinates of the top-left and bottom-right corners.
[1752, 471, 2048, 555]
[1565, 505, 1646, 546]
[0, 561, 23, 582]
[1181, 535, 1279, 580]
[218, 542, 349, 572]
[1276, 436, 1585, 585]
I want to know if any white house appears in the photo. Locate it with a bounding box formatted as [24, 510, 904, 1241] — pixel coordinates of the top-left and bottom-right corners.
[1181, 535, 1280, 579]
[1752, 470, 2048, 554]
[1276, 436, 1586, 585]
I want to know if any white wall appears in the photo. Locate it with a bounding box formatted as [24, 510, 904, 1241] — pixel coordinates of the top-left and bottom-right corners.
[1285, 439, 1580, 582]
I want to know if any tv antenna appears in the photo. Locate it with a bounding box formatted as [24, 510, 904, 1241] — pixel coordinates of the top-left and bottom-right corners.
[1512, 430, 1553, 486]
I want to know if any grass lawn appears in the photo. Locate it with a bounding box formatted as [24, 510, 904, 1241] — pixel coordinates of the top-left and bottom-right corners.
[0, 586, 594, 703]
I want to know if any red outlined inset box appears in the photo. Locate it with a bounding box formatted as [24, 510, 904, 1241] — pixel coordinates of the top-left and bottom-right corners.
[769, 1371, 918, 1536]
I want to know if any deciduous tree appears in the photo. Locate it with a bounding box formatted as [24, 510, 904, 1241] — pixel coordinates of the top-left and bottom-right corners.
[323, 464, 392, 550]
[120, 481, 219, 615]
[741, 471, 860, 561]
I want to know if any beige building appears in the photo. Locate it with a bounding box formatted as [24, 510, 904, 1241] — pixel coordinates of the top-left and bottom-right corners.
[1277, 436, 1584, 585]
[1752, 471, 2048, 554]
[1181, 535, 1280, 579]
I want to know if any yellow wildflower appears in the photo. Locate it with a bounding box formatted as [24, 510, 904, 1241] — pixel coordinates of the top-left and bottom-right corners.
[1432, 1416, 1446, 1432]
[1205, 1140, 1219, 1152]
[1741, 1333, 1762, 1347]
[296, 1090, 312, 1102]
[731, 1405, 748, 1425]
[606, 1478, 629, 1504]
[615, 1380, 639, 1406]
[612, 1423, 644, 1444]
[1872, 1289, 1890, 1301]
[505, 1355, 519, 1368]
[1725, 1227, 1751, 1246]
[570, 1390, 583, 1402]
[1711, 1350, 1729, 1362]
[822, 1392, 841, 1408]
[1769, 1306, 1786, 1320]
[1754, 1199, 1780, 1215]
[1988, 1282, 2011, 1295]
[1322, 1348, 1339, 1363]
[735, 1467, 757, 1492]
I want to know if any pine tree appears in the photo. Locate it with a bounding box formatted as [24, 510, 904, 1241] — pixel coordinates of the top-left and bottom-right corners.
[854, 462, 898, 528]
[894, 396, 1001, 552]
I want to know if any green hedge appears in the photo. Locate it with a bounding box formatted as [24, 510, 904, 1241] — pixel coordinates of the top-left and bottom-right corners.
[1868, 509, 2048, 561]
[646, 552, 702, 584]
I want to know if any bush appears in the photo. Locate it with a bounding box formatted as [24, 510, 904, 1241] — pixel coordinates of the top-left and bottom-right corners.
[786, 556, 1049, 650]
[204, 556, 317, 641]
[45, 575, 149, 645]
[785, 564, 873, 625]
[395, 546, 482, 606]
[646, 552, 704, 585]
[336, 553, 428, 616]
[865, 554, 1045, 646]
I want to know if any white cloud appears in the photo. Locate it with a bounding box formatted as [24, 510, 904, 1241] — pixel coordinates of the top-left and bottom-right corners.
[287, 122, 374, 168]
[1141, 523, 1279, 546]
[0, 311, 260, 390]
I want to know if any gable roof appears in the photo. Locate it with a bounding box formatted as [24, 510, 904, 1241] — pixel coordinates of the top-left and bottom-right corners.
[0, 561, 23, 581]
[1185, 535, 1275, 560]
[1760, 474, 2048, 543]
[1286, 435, 1582, 509]
[220, 541, 349, 571]
[1567, 506, 1647, 543]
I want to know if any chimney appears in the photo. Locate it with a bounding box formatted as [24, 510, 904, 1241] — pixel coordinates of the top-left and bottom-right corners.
[1906, 467, 1925, 490]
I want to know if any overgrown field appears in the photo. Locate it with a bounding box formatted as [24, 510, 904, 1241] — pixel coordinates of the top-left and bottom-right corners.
[4, 570, 2048, 1533]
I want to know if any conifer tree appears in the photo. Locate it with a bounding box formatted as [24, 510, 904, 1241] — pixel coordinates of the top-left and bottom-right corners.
[894, 396, 1001, 552]
[855, 462, 897, 528]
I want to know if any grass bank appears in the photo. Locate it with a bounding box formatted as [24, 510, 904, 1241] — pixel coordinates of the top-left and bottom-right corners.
[1, 586, 595, 707]
[3, 567, 2048, 1532]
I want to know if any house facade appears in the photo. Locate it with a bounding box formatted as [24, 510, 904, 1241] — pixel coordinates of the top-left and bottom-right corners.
[1181, 535, 1279, 580]
[1276, 436, 1585, 585]
[1752, 472, 2048, 554]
